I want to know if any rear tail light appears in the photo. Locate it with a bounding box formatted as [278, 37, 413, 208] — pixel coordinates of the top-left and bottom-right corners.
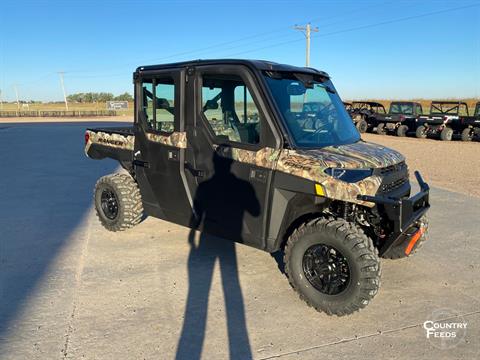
[84, 132, 90, 145]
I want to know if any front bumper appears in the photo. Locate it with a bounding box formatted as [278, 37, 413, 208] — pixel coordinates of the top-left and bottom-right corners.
[357, 171, 430, 256]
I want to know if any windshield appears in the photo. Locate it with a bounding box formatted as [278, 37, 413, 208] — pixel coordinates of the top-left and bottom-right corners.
[264, 72, 360, 148]
[390, 103, 413, 115]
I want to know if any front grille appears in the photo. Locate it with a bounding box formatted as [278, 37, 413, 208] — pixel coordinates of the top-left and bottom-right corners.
[379, 161, 407, 175]
[377, 161, 409, 194]
[379, 177, 408, 193]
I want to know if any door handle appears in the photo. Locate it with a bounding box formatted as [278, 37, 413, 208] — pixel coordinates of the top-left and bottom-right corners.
[185, 162, 205, 178]
[133, 159, 150, 168]
[168, 150, 179, 161]
[249, 168, 267, 183]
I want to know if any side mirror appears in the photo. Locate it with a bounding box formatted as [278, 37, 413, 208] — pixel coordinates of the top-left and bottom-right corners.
[204, 99, 219, 110]
[156, 98, 171, 109]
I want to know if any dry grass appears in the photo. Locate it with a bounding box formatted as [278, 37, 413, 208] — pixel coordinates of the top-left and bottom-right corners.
[0, 102, 134, 116]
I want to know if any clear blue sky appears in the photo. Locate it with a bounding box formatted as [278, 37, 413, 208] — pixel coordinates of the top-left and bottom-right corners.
[1, 0, 479, 102]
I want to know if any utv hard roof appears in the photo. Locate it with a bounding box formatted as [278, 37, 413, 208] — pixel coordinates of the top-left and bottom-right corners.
[431, 101, 468, 106]
[135, 59, 330, 78]
[352, 101, 384, 107]
[390, 101, 422, 106]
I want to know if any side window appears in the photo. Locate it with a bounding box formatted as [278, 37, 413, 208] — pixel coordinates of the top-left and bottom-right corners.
[416, 104, 423, 115]
[142, 78, 175, 133]
[201, 74, 261, 145]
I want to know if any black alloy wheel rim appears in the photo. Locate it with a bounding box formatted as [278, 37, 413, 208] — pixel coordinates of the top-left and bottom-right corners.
[101, 188, 119, 220]
[302, 244, 350, 295]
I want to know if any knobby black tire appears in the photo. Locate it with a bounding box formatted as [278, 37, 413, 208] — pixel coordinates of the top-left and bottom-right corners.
[416, 125, 427, 139]
[376, 123, 386, 135]
[94, 173, 144, 231]
[440, 127, 453, 141]
[396, 124, 408, 137]
[461, 127, 473, 142]
[284, 217, 381, 316]
[356, 119, 368, 133]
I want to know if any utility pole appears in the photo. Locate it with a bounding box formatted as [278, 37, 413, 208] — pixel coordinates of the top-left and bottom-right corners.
[294, 23, 319, 67]
[58, 71, 69, 111]
[14, 85, 20, 111]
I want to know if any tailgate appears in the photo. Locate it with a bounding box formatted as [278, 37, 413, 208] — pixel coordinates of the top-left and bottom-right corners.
[85, 126, 135, 161]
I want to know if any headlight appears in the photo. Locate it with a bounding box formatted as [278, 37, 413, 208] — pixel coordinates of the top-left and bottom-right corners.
[324, 168, 373, 183]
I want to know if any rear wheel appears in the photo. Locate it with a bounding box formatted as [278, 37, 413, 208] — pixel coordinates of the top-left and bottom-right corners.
[461, 127, 473, 141]
[416, 125, 427, 139]
[376, 123, 387, 135]
[284, 217, 380, 316]
[440, 127, 453, 141]
[94, 173, 144, 231]
[396, 124, 408, 137]
[356, 119, 368, 133]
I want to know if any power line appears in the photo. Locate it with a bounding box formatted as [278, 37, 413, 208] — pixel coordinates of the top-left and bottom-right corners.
[224, 3, 480, 59]
[63, 2, 392, 75]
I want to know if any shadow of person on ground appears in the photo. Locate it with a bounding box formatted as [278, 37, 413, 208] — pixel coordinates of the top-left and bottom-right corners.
[176, 147, 260, 360]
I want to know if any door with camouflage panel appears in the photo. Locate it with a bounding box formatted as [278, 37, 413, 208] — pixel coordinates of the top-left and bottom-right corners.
[133, 69, 191, 225]
[184, 65, 277, 248]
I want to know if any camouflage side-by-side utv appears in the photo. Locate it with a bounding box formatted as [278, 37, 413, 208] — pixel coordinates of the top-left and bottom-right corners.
[85, 59, 430, 316]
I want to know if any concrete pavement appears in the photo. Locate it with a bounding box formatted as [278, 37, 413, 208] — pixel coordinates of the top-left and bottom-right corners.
[0, 122, 478, 359]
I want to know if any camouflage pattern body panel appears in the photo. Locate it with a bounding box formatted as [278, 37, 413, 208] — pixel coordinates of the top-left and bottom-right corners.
[217, 146, 280, 168]
[275, 142, 404, 206]
[145, 132, 187, 148]
[86, 126, 403, 207]
[85, 130, 187, 158]
[216, 141, 403, 207]
[85, 130, 134, 155]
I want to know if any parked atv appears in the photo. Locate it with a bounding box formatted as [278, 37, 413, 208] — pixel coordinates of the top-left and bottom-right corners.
[454, 101, 480, 141]
[85, 59, 430, 316]
[416, 101, 467, 141]
[349, 101, 387, 133]
[374, 102, 423, 137]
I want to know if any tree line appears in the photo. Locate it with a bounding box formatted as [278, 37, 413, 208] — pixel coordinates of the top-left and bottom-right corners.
[66, 92, 133, 103]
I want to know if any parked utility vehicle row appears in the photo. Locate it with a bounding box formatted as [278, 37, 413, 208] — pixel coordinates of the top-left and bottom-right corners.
[344, 101, 480, 141]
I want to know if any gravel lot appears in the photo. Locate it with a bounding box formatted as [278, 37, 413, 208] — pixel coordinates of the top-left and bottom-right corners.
[362, 133, 480, 198]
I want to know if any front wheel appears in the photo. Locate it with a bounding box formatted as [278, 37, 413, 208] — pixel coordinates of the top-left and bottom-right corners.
[440, 127, 453, 141]
[284, 218, 381, 316]
[376, 123, 387, 135]
[94, 173, 144, 231]
[461, 127, 473, 141]
[356, 119, 368, 133]
[396, 124, 408, 137]
[416, 125, 427, 139]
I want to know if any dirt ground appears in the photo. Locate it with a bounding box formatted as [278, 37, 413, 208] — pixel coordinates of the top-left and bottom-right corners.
[362, 133, 480, 198]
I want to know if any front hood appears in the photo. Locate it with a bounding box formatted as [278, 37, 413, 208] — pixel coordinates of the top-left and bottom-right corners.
[295, 140, 405, 169]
